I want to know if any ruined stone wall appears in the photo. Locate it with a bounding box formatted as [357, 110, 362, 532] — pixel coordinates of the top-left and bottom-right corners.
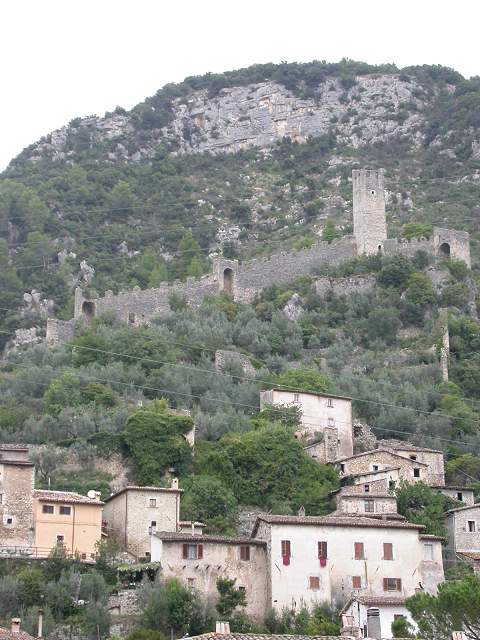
[383, 237, 436, 258]
[108, 589, 140, 616]
[315, 274, 376, 298]
[383, 227, 471, 268]
[0, 463, 35, 548]
[46, 318, 76, 346]
[214, 350, 256, 377]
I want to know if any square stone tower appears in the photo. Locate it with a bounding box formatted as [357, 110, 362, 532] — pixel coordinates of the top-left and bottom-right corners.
[352, 169, 387, 255]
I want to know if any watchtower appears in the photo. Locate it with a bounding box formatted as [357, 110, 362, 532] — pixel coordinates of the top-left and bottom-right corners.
[352, 169, 387, 255]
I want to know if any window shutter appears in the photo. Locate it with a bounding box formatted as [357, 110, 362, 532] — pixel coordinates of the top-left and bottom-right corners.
[318, 541, 328, 558]
[354, 542, 364, 559]
[281, 540, 291, 557]
[384, 543, 393, 560]
[197, 544, 203, 559]
[396, 578, 402, 591]
[383, 578, 388, 591]
[352, 576, 361, 589]
[182, 544, 188, 559]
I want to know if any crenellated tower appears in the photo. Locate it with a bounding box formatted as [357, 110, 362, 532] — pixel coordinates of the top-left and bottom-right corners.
[352, 169, 387, 255]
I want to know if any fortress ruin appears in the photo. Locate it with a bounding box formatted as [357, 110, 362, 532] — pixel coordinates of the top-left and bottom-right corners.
[46, 169, 471, 345]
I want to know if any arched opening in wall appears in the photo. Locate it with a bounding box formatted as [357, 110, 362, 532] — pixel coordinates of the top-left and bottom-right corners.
[82, 301, 95, 320]
[439, 242, 451, 259]
[128, 312, 135, 325]
[223, 268, 234, 294]
[377, 245, 382, 253]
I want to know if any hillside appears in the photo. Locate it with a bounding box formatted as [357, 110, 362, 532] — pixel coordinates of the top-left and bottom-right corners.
[1, 59, 480, 512]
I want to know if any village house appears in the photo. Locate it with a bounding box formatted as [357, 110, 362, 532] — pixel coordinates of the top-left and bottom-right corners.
[0, 445, 35, 551]
[341, 595, 414, 639]
[151, 532, 268, 619]
[444, 503, 480, 572]
[33, 489, 103, 560]
[435, 485, 475, 505]
[377, 442, 445, 486]
[259, 389, 353, 462]
[102, 480, 182, 560]
[331, 482, 398, 516]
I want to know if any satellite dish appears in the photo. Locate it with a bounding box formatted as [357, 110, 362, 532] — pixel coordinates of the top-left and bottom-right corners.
[87, 490, 96, 499]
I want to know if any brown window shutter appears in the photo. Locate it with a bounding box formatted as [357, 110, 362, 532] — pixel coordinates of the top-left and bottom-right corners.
[384, 543, 393, 560]
[383, 578, 388, 591]
[352, 576, 361, 589]
[245, 546, 250, 560]
[318, 541, 328, 558]
[182, 544, 188, 559]
[354, 542, 364, 559]
[396, 578, 402, 591]
[281, 540, 291, 557]
[197, 544, 203, 559]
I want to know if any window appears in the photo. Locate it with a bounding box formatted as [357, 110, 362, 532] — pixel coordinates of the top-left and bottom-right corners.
[81, 553, 87, 560]
[364, 499, 375, 513]
[238, 586, 246, 594]
[372, 465, 379, 471]
[423, 543, 434, 560]
[0, 494, 2, 505]
[6, 517, 12, 525]
[56, 535, 65, 545]
[383, 578, 402, 592]
[457, 492, 463, 501]
[389, 480, 396, 490]
[409, 455, 417, 461]
[309, 576, 320, 590]
[327, 398, 334, 408]
[413, 468, 420, 478]
[352, 576, 362, 589]
[59, 506, 71, 515]
[150, 521, 157, 531]
[42, 505, 54, 514]
[318, 541, 328, 559]
[182, 544, 203, 560]
[340, 464, 345, 473]
[294, 393, 299, 402]
[240, 545, 250, 561]
[281, 540, 291, 557]
[468, 521, 476, 533]
[128, 312, 135, 325]
[383, 543, 393, 560]
[364, 485, 370, 493]
[354, 542, 365, 560]
[187, 578, 195, 589]
[328, 417, 335, 427]
[149, 498, 157, 508]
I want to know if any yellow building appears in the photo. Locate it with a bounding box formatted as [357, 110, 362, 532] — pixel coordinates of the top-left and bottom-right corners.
[33, 490, 103, 560]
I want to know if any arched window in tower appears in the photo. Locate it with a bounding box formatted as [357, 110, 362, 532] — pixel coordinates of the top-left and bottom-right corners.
[223, 268, 234, 294]
[82, 301, 95, 320]
[439, 242, 451, 259]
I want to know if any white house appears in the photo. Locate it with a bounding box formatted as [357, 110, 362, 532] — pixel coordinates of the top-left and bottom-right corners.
[260, 388, 353, 461]
[342, 595, 414, 639]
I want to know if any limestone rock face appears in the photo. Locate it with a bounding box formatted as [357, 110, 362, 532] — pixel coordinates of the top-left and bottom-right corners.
[21, 75, 428, 164]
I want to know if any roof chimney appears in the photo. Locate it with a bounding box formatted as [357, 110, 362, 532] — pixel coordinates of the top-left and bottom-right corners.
[215, 622, 230, 635]
[11, 619, 21, 634]
[171, 478, 179, 490]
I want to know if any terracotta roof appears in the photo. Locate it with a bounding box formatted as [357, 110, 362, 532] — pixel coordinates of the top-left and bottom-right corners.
[434, 485, 475, 491]
[105, 485, 182, 501]
[264, 387, 352, 402]
[336, 448, 427, 466]
[179, 520, 206, 527]
[419, 534, 445, 541]
[34, 490, 104, 506]
[378, 439, 443, 454]
[154, 532, 266, 546]
[327, 511, 406, 522]
[341, 595, 406, 613]
[349, 466, 401, 478]
[0, 629, 34, 640]
[0, 460, 34, 467]
[447, 503, 480, 514]
[458, 551, 480, 561]
[252, 514, 423, 534]
[0, 444, 29, 451]
[190, 634, 338, 640]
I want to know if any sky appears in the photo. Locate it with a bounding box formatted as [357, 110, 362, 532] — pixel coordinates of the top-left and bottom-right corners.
[1, 0, 479, 170]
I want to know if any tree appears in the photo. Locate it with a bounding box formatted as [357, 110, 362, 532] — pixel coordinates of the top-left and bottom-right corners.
[181, 475, 238, 534]
[140, 578, 200, 635]
[122, 400, 193, 483]
[402, 223, 433, 239]
[407, 574, 480, 640]
[396, 481, 458, 537]
[404, 272, 437, 306]
[30, 447, 66, 484]
[44, 373, 82, 414]
[377, 256, 414, 289]
[276, 368, 331, 393]
[391, 615, 415, 638]
[322, 219, 339, 244]
[216, 578, 246, 618]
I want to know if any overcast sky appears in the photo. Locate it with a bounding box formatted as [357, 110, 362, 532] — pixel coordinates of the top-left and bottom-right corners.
[1, 0, 479, 170]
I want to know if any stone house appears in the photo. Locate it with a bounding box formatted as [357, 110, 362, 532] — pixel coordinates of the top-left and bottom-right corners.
[378, 441, 445, 486]
[445, 503, 480, 570]
[151, 532, 268, 619]
[260, 389, 353, 462]
[337, 448, 431, 487]
[251, 514, 444, 611]
[331, 483, 398, 516]
[0, 446, 35, 550]
[33, 489, 103, 560]
[435, 485, 475, 506]
[102, 481, 182, 560]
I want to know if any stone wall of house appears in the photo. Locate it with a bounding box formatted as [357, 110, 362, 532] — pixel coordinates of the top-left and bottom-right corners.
[337, 494, 397, 515]
[0, 463, 35, 548]
[448, 506, 480, 555]
[340, 450, 428, 484]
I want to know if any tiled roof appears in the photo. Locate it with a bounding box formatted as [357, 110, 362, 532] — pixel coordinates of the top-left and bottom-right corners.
[105, 485, 182, 501]
[458, 551, 480, 561]
[190, 634, 340, 640]
[341, 595, 406, 613]
[0, 444, 29, 451]
[419, 534, 445, 541]
[266, 387, 352, 402]
[336, 448, 427, 465]
[0, 460, 34, 467]
[0, 629, 34, 640]
[179, 520, 206, 527]
[34, 490, 104, 506]
[434, 485, 475, 491]
[349, 466, 401, 478]
[154, 532, 266, 546]
[253, 514, 423, 533]
[378, 439, 443, 454]
[327, 511, 406, 521]
[447, 503, 480, 514]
